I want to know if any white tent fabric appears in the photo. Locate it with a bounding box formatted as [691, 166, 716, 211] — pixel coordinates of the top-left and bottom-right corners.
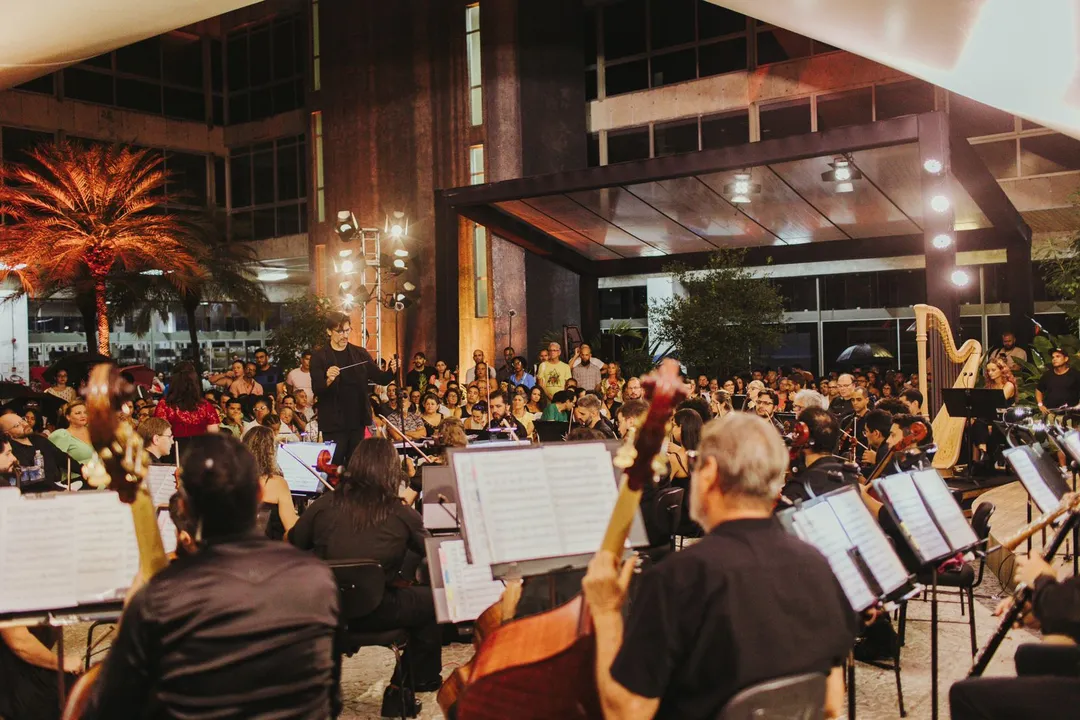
[712, 0, 1080, 139]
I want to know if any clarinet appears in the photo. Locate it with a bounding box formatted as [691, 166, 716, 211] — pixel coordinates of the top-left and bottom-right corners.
[968, 508, 1080, 677]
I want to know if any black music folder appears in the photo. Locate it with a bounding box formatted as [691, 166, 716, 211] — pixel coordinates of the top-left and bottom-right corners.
[941, 388, 1009, 421]
[1004, 444, 1070, 515]
[421, 465, 459, 532]
[778, 485, 912, 612]
[872, 469, 979, 566]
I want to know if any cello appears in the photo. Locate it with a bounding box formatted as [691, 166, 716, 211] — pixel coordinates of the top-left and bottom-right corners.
[437, 359, 686, 719]
[62, 365, 168, 720]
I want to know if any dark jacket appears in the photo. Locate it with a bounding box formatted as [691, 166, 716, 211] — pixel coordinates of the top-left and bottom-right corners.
[310, 343, 394, 433]
[782, 455, 859, 504]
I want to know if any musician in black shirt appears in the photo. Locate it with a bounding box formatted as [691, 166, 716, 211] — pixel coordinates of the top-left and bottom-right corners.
[486, 389, 530, 439]
[573, 392, 617, 439]
[583, 413, 858, 720]
[783, 408, 860, 503]
[1037, 347, 1080, 413]
[950, 551, 1080, 719]
[84, 434, 341, 720]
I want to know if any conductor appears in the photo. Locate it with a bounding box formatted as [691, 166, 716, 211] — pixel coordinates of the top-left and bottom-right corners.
[311, 311, 396, 466]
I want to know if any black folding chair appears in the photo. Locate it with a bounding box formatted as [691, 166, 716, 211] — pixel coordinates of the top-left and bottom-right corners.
[716, 672, 826, 720]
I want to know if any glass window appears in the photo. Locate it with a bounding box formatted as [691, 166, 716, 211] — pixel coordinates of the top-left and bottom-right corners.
[116, 38, 161, 79]
[163, 87, 205, 121]
[474, 225, 489, 317]
[698, 2, 746, 38]
[226, 14, 306, 124]
[277, 142, 300, 200]
[823, 320, 899, 371]
[312, 112, 325, 222]
[230, 154, 252, 208]
[469, 144, 485, 185]
[605, 59, 649, 96]
[701, 110, 749, 148]
[210, 39, 224, 93]
[651, 49, 696, 87]
[774, 276, 817, 312]
[249, 28, 272, 86]
[650, 0, 695, 50]
[607, 127, 650, 163]
[14, 74, 54, 95]
[1020, 133, 1080, 176]
[949, 92, 1014, 138]
[273, 19, 297, 80]
[587, 133, 600, 167]
[585, 69, 598, 101]
[756, 25, 811, 65]
[466, 4, 483, 126]
[698, 37, 747, 77]
[599, 286, 648, 319]
[214, 156, 226, 207]
[116, 78, 162, 114]
[654, 119, 698, 157]
[972, 139, 1018, 179]
[759, 98, 811, 140]
[252, 149, 275, 205]
[312, 0, 321, 91]
[276, 204, 301, 236]
[875, 79, 935, 120]
[583, 7, 597, 63]
[227, 33, 248, 89]
[603, 0, 647, 60]
[162, 35, 203, 88]
[63, 68, 114, 104]
[817, 87, 872, 132]
[165, 151, 208, 206]
[253, 208, 276, 240]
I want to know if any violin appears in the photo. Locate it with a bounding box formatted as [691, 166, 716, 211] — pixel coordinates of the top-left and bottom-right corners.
[783, 421, 810, 479]
[315, 449, 341, 486]
[63, 365, 168, 720]
[437, 360, 687, 719]
[866, 420, 928, 484]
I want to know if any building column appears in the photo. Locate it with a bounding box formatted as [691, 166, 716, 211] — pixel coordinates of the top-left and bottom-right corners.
[1006, 236, 1035, 346]
[579, 274, 599, 343]
[434, 195, 460, 368]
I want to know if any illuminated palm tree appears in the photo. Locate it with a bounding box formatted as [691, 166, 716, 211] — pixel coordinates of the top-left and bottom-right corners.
[0, 141, 201, 356]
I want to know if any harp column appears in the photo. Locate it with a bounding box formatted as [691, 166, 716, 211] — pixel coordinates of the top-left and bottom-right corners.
[918, 112, 960, 334]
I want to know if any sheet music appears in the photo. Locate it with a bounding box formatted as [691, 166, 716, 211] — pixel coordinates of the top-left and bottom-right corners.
[146, 465, 177, 508]
[470, 449, 564, 563]
[0, 495, 78, 612]
[1007, 449, 1060, 514]
[827, 489, 909, 595]
[439, 539, 505, 623]
[911, 469, 978, 550]
[795, 503, 877, 612]
[451, 452, 494, 566]
[74, 492, 139, 601]
[542, 443, 621, 555]
[878, 474, 952, 563]
[277, 445, 323, 494]
[158, 508, 178, 555]
[1062, 431, 1080, 466]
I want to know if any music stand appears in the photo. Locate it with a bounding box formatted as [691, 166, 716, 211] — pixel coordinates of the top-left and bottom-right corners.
[941, 388, 1008, 481]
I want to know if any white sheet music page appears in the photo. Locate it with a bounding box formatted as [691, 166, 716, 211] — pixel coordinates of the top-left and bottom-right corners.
[911, 470, 978, 550]
[0, 494, 79, 613]
[795, 503, 877, 612]
[878, 474, 952, 562]
[440, 539, 505, 623]
[470, 448, 563, 564]
[1007, 449, 1060, 515]
[146, 465, 177, 508]
[74, 492, 140, 602]
[542, 443, 620, 555]
[157, 508, 178, 555]
[451, 452, 494, 567]
[827, 489, 909, 596]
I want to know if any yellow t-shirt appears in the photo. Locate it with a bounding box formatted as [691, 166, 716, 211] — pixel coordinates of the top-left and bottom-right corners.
[537, 361, 572, 398]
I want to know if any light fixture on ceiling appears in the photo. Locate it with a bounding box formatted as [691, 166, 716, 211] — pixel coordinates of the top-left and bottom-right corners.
[930, 194, 951, 212]
[821, 156, 863, 193]
[951, 268, 971, 287]
[724, 172, 760, 204]
[335, 210, 359, 242]
[932, 233, 953, 249]
[923, 158, 944, 174]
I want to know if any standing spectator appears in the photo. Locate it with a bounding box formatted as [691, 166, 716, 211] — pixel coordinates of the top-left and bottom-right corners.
[286, 350, 313, 398]
[989, 331, 1029, 373]
[599, 362, 624, 401]
[496, 346, 516, 384]
[537, 341, 572, 399]
[210, 360, 245, 390]
[44, 369, 77, 403]
[229, 362, 264, 397]
[829, 374, 855, 417]
[570, 343, 604, 391]
[1037, 347, 1080, 414]
[623, 376, 644, 402]
[508, 356, 536, 391]
[464, 349, 496, 383]
[253, 348, 285, 396]
[154, 362, 221, 439]
[405, 352, 437, 393]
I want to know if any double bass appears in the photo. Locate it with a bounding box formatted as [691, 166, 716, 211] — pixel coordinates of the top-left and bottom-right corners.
[437, 360, 687, 719]
[62, 365, 168, 720]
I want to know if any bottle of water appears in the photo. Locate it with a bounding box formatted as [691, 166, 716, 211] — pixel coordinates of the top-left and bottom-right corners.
[31, 450, 44, 484]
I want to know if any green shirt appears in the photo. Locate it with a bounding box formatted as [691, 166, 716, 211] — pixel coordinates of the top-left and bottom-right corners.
[49, 428, 96, 470]
[540, 404, 569, 423]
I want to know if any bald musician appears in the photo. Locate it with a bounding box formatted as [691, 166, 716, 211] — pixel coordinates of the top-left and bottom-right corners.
[583, 413, 857, 719]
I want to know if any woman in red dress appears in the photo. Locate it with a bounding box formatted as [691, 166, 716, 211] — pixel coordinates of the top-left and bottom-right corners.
[154, 362, 221, 438]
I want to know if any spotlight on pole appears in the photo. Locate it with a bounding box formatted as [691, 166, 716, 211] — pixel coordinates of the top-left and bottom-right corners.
[335, 210, 359, 242]
[950, 268, 971, 287]
[821, 156, 863, 193]
[385, 210, 408, 239]
[932, 233, 953, 249]
[380, 254, 407, 276]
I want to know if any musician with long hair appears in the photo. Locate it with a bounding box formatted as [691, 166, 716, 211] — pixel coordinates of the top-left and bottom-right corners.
[583, 413, 857, 719]
[242, 426, 299, 540]
[288, 437, 441, 716]
[949, 553, 1080, 719]
[81, 434, 340, 718]
[972, 357, 1017, 470]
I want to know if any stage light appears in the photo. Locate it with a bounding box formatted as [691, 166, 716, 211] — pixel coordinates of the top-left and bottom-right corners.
[339, 249, 354, 258]
[932, 233, 952, 249]
[923, 158, 943, 174]
[340, 260, 354, 273]
[385, 210, 408, 239]
[393, 239, 410, 259]
[930, 195, 950, 212]
[951, 269, 971, 287]
[335, 210, 359, 242]
[402, 280, 417, 293]
[834, 164, 852, 182]
[836, 182, 854, 194]
[821, 157, 863, 191]
[725, 172, 759, 205]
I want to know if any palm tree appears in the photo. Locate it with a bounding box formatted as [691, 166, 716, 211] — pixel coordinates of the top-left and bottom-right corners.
[0, 141, 201, 355]
[110, 208, 269, 374]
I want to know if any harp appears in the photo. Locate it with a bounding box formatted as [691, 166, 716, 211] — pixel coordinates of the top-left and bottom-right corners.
[914, 304, 983, 473]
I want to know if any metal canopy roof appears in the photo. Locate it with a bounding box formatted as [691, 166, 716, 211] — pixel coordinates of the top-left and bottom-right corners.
[436, 113, 1029, 278]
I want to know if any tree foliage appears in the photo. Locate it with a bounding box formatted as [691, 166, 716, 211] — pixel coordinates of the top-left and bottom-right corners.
[0, 140, 201, 355]
[267, 295, 334, 373]
[650, 249, 785, 377]
[1041, 231, 1080, 323]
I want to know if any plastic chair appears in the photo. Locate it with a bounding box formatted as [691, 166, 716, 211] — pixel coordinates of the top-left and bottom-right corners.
[329, 559, 412, 720]
[716, 672, 826, 720]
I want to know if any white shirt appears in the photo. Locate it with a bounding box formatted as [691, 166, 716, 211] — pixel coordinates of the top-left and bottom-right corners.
[286, 367, 313, 397]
